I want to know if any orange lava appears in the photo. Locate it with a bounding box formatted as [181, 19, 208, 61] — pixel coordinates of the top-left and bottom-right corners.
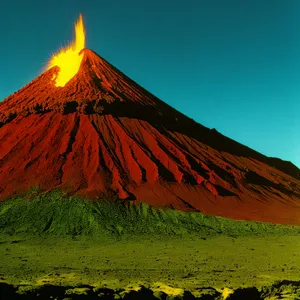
[46, 14, 85, 87]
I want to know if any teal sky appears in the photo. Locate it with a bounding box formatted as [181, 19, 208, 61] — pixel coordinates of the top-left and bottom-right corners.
[0, 0, 299, 167]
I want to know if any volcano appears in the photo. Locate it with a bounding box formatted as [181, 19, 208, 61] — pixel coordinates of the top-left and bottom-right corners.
[1, 44, 300, 225]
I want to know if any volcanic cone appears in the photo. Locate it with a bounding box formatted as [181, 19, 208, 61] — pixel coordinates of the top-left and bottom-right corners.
[0, 47, 300, 224]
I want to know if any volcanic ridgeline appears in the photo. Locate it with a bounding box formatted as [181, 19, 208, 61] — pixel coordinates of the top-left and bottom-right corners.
[0, 49, 300, 225]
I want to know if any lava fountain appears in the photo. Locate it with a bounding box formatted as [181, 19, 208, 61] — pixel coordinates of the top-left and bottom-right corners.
[46, 14, 86, 87]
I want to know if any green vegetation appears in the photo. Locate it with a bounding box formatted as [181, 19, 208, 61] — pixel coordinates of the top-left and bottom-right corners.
[1, 188, 300, 238]
[1, 231, 300, 294]
[1, 189, 300, 298]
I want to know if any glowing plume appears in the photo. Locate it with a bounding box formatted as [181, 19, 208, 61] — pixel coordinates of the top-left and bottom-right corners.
[46, 14, 86, 87]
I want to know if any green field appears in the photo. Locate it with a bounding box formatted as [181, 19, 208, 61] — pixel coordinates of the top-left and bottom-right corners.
[1, 189, 300, 299]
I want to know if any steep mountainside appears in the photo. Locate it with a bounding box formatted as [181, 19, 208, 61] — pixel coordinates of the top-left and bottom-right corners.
[0, 49, 299, 225]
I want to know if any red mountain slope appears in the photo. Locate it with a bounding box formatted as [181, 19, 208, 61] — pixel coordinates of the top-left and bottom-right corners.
[0, 49, 300, 225]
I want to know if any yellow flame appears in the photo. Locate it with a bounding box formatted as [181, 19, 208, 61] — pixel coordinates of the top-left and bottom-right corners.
[46, 14, 85, 87]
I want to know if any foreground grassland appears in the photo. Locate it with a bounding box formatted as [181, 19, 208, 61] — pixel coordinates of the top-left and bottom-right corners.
[1, 235, 300, 291]
[1, 190, 300, 299]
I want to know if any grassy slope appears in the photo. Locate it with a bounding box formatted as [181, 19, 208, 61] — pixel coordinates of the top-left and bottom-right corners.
[1, 189, 300, 295]
[1, 189, 300, 238]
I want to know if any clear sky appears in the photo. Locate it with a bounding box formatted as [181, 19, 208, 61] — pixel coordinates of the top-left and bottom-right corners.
[0, 0, 299, 167]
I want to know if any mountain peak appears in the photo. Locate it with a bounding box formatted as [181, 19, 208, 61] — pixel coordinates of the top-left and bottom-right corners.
[0, 49, 158, 122]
